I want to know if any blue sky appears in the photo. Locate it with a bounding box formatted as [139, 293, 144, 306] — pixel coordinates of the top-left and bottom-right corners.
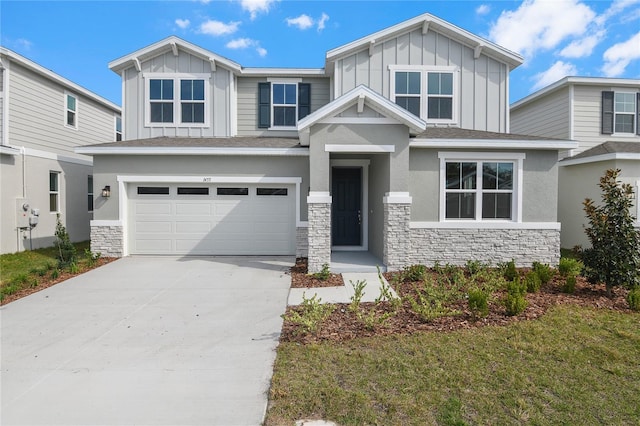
[2, 0, 639, 106]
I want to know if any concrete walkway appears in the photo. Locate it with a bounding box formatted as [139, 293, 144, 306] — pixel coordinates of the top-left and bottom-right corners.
[1, 256, 293, 426]
[288, 272, 397, 305]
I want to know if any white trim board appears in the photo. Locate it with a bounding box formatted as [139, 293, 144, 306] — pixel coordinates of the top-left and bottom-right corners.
[22, 147, 93, 166]
[325, 144, 395, 153]
[412, 140, 578, 150]
[410, 222, 561, 230]
[76, 146, 310, 156]
[560, 153, 640, 167]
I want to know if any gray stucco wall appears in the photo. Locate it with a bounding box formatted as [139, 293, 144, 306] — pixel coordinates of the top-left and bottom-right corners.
[409, 149, 559, 222]
[92, 155, 310, 222]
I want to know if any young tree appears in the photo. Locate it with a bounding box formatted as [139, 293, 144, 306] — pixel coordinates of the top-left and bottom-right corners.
[582, 169, 640, 297]
[54, 214, 77, 268]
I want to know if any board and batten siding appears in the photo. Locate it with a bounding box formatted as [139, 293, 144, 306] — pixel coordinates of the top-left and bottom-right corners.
[7, 62, 117, 157]
[236, 76, 330, 137]
[510, 87, 570, 140]
[333, 28, 509, 132]
[123, 50, 233, 139]
[572, 84, 640, 154]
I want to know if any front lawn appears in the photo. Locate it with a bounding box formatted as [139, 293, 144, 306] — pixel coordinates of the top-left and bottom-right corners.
[266, 304, 640, 425]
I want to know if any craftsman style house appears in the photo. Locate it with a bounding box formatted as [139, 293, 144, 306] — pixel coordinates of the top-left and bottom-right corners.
[79, 13, 576, 272]
[511, 77, 640, 249]
[0, 47, 121, 254]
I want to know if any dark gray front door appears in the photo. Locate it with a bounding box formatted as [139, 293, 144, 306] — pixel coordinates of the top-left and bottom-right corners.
[332, 167, 362, 246]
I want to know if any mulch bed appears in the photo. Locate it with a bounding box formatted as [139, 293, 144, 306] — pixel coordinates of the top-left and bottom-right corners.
[281, 271, 634, 344]
[1, 257, 117, 306]
[289, 258, 344, 288]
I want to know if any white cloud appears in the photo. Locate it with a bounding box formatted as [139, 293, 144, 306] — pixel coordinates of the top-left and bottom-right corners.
[175, 19, 190, 29]
[14, 38, 33, 51]
[596, 0, 640, 25]
[317, 13, 329, 31]
[476, 4, 490, 15]
[532, 61, 577, 90]
[239, 0, 277, 20]
[225, 37, 268, 57]
[199, 20, 240, 36]
[559, 31, 604, 58]
[286, 14, 314, 30]
[602, 31, 640, 76]
[488, 0, 595, 58]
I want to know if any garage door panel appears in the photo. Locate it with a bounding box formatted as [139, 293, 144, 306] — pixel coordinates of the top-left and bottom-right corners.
[129, 183, 295, 255]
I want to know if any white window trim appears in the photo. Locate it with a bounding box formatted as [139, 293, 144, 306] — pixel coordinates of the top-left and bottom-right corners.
[88, 175, 94, 213]
[612, 90, 638, 136]
[438, 152, 525, 223]
[64, 91, 78, 130]
[49, 171, 60, 214]
[115, 115, 122, 141]
[269, 79, 299, 130]
[389, 65, 459, 125]
[143, 73, 210, 128]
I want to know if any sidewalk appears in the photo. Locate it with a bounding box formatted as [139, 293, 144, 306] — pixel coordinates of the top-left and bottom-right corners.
[288, 272, 398, 305]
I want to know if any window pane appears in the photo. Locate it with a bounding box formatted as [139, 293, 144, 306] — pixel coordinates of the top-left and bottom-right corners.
[446, 193, 475, 219]
[274, 106, 285, 125]
[180, 80, 192, 101]
[181, 103, 193, 123]
[408, 72, 421, 94]
[115, 116, 122, 132]
[193, 103, 204, 123]
[193, 80, 204, 100]
[274, 106, 296, 126]
[67, 95, 76, 111]
[273, 84, 285, 104]
[395, 96, 420, 116]
[615, 114, 634, 133]
[428, 97, 452, 119]
[446, 162, 461, 189]
[150, 80, 162, 100]
[88, 194, 93, 211]
[67, 111, 76, 126]
[150, 103, 162, 122]
[162, 103, 173, 122]
[50, 173, 58, 191]
[177, 187, 209, 195]
[162, 80, 173, 100]
[482, 193, 512, 219]
[88, 175, 93, 192]
[50, 194, 58, 212]
[462, 162, 476, 189]
[395, 72, 408, 95]
[257, 188, 288, 196]
[498, 163, 513, 190]
[440, 73, 453, 95]
[483, 162, 498, 190]
[284, 107, 296, 126]
[137, 187, 170, 195]
[615, 93, 635, 113]
[284, 84, 296, 104]
[217, 187, 249, 196]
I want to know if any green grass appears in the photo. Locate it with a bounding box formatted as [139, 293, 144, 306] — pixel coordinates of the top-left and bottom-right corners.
[266, 305, 640, 425]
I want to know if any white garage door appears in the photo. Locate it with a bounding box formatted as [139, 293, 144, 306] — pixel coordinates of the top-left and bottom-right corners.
[129, 183, 296, 255]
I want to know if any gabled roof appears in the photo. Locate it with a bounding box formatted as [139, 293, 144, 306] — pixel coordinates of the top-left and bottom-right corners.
[560, 141, 640, 166]
[511, 77, 640, 110]
[297, 85, 427, 135]
[109, 36, 242, 74]
[0, 47, 121, 113]
[326, 13, 523, 70]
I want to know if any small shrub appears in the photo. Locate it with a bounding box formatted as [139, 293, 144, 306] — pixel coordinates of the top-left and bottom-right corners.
[465, 260, 485, 276]
[376, 267, 402, 311]
[36, 267, 48, 277]
[84, 248, 101, 267]
[524, 271, 542, 293]
[502, 259, 518, 281]
[562, 275, 577, 294]
[11, 273, 29, 286]
[50, 269, 60, 280]
[468, 288, 489, 319]
[54, 215, 77, 268]
[282, 292, 335, 334]
[402, 264, 427, 282]
[558, 257, 583, 278]
[29, 278, 39, 288]
[349, 279, 367, 313]
[532, 262, 554, 285]
[407, 279, 461, 322]
[359, 309, 394, 331]
[312, 263, 331, 281]
[627, 287, 640, 311]
[504, 277, 527, 316]
[69, 262, 80, 274]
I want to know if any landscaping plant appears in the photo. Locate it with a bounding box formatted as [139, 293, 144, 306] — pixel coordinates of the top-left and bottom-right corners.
[532, 261, 554, 285]
[468, 288, 489, 319]
[562, 275, 577, 294]
[281, 292, 334, 335]
[558, 257, 583, 278]
[54, 215, 77, 268]
[582, 169, 640, 296]
[504, 277, 527, 316]
[501, 259, 518, 281]
[312, 263, 331, 281]
[627, 287, 640, 311]
[349, 279, 367, 313]
[524, 270, 542, 293]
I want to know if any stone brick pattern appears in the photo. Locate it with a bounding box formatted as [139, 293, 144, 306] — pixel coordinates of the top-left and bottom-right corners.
[383, 203, 411, 270]
[296, 226, 309, 258]
[91, 224, 124, 258]
[409, 228, 561, 268]
[307, 203, 331, 273]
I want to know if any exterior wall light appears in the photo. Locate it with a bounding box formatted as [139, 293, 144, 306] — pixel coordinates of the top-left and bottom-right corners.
[101, 185, 111, 198]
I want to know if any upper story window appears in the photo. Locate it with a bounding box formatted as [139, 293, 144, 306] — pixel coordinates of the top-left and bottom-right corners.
[258, 81, 311, 129]
[65, 93, 77, 129]
[390, 66, 458, 124]
[602, 90, 640, 136]
[439, 153, 524, 222]
[145, 74, 209, 127]
[115, 116, 122, 141]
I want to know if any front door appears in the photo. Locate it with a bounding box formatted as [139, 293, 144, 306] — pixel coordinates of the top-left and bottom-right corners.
[331, 167, 362, 246]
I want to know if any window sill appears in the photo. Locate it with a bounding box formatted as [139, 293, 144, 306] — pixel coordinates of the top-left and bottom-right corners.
[610, 132, 638, 138]
[144, 123, 210, 128]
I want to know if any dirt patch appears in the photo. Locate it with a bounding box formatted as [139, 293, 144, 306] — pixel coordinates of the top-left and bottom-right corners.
[289, 258, 344, 288]
[281, 271, 634, 344]
[1, 257, 117, 306]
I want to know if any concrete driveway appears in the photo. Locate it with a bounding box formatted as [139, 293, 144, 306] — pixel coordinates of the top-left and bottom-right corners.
[1, 256, 293, 426]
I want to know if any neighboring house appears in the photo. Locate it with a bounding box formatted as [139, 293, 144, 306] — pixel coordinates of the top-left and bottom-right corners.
[78, 13, 576, 272]
[511, 77, 640, 249]
[0, 47, 121, 254]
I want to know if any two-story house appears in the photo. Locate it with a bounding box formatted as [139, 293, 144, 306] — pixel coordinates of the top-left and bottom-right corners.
[511, 77, 640, 249]
[78, 13, 576, 272]
[0, 48, 122, 254]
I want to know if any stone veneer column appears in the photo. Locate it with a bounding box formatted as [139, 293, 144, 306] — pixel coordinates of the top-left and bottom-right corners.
[90, 221, 124, 258]
[383, 192, 412, 271]
[307, 192, 332, 274]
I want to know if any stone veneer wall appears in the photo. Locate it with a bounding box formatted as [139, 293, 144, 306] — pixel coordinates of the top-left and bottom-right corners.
[408, 228, 561, 267]
[383, 203, 411, 270]
[296, 226, 309, 258]
[307, 203, 331, 273]
[91, 224, 124, 258]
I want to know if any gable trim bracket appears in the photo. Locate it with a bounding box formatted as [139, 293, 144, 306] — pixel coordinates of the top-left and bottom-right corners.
[474, 44, 484, 59]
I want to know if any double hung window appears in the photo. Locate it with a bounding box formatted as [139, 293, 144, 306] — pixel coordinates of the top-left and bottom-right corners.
[146, 74, 208, 126]
[49, 171, 60, 213]
[602, 90, 640, 135]
[258, 81, 311, 129]
[440, 153, 523, 222]
[65, 93, 77, 128]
